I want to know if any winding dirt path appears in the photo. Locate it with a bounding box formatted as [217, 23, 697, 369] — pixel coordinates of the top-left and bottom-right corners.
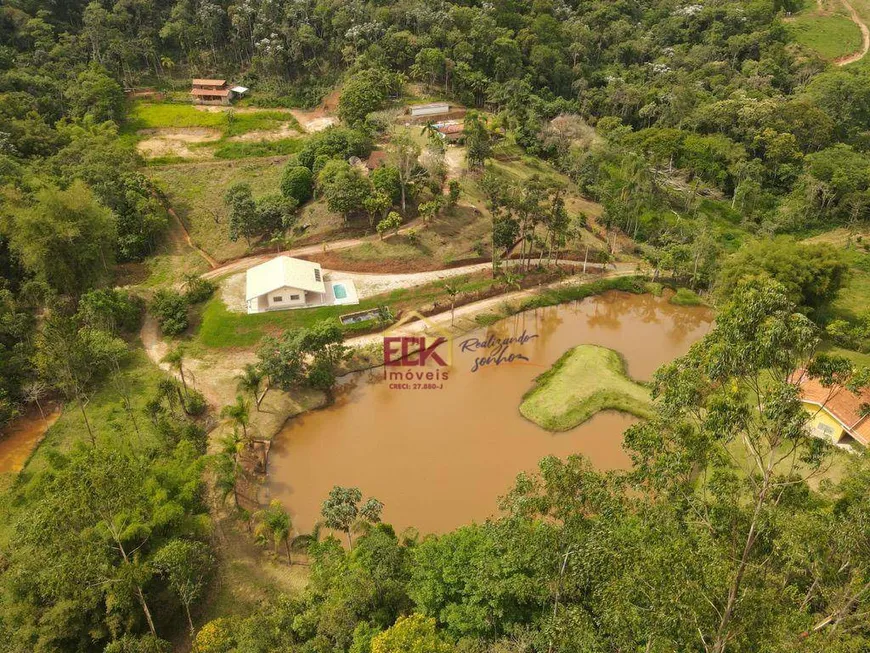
[200, 221, 422, 281]
[836, 0, 870, 65]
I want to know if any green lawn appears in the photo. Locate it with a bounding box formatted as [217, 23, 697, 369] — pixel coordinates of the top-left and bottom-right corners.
[148, 157, 291, 261]
[19, 348, 168, 476]
[332, 239, 430, 263]
[803, 228, 870, 356]
[670, 287, 705, 306]
[787, 13, 863, 60]
[124, 101, 304, 163]
[831, 265, 870, 321]
[195, 273, 498, 348]
[520, 344, 653, 431]
[212, 138, 303, 160]
[127, 102, 300, 136]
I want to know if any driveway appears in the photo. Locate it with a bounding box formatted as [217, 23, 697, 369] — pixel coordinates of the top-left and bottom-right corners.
[219, 259, 629, 313]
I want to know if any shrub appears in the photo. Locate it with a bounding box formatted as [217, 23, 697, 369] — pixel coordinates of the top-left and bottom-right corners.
[670, 287, 704, 306]
[447, 179, 461, 208]
[151, 289, 188, 336]
[376, 212, 402, 239]
[280, 165, 314, 204]
[297, 127, 373, 170]
[184, 276, 217, 304]
[184, 389, 208, 418]
[77, 288, 144, 333]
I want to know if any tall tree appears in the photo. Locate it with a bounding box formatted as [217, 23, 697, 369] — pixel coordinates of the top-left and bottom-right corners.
[388, 132, 421, 214]
[320, 486, 383, 548]
[152, 539, 214, 636]
[633, 278, 867, 652]
[8, 181, 117, 296]
[35, 314, 127, 444]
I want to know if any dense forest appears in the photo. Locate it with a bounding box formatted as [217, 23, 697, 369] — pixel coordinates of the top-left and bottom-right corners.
[1, 0, 870, 651]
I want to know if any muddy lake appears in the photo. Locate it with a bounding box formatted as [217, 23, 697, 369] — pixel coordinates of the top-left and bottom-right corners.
[0, 408, 59, 475]
[268, 291, 713, 535]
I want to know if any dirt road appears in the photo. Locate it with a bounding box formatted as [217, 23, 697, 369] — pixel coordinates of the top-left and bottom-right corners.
[345, 265, 637, 347]
[835, 0, 869, 65]
[220, 258, 631, 312]
[143, 264, 637, 399]
[200, 221, 423, 281]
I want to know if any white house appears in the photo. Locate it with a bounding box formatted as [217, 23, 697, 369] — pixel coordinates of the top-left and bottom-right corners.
[245, 256, 359, 314]
[246, 256, 326, 314]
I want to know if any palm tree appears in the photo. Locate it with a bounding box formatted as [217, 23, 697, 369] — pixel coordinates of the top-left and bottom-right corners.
[162, 346, 189, 394]
[254, 500, 293, 564]
[220, 428, 245, 462]
[214, 452, 240, 507]
[235, 364, 263, 411]
[221, 395, 250, 441]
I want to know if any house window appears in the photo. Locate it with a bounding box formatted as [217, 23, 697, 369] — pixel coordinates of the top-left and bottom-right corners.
[314, 269, 321, 282]
[290, 294, 300, 300]
[815, 423, 835, 439]
[273, 295, 283, 303]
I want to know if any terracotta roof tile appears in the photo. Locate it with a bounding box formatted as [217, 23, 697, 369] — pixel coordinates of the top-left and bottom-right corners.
[795, 372, 870, 445]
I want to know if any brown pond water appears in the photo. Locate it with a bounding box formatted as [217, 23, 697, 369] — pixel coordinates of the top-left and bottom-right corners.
[268, 291, 713, 535]
[0, 408, 60, 474]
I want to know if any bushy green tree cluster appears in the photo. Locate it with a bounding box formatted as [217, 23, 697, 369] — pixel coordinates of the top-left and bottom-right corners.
[257, 320, 349, 399]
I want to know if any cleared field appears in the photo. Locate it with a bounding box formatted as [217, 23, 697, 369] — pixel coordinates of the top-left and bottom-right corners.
[127, 102, 303, 161]
[128, 102, 300, 135]
[788, 13, 863, 59]
[832, 265, 870, 320]
[148, 157, 291, 261]
[803, 227, 870, 321]
[520, 344, 653, 431]
[315, 205, 492, 271]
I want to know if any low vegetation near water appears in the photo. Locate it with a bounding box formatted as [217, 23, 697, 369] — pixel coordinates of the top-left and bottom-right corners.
[520, 344, 652, 431]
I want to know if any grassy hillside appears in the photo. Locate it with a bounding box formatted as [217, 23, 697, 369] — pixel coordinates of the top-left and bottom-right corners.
[148, 157, 292, 261]
[520, 344, 653, 431]
[127, 102, 301, 136]
[788, 13, 863, 60]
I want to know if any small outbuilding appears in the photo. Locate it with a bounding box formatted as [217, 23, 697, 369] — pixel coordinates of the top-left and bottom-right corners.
[409, 102, 450, 118]
[191, 79, 248, 105]
[191, 79, 231, 105]
[434, 122, 465, 143]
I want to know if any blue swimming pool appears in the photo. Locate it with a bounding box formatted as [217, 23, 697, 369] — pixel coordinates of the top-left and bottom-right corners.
[333, 283, 348, 300]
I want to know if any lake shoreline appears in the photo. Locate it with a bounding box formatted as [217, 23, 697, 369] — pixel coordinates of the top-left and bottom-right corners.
[265, 288, 713, 534]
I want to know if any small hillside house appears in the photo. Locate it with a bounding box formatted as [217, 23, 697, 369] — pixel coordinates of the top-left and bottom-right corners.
[795, 372, 869, 450]
[246, 257, 327, 314]
[190, 79, 248, 105]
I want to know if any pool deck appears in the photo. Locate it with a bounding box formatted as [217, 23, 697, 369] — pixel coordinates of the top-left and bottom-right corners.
[325, 278, 359, 306]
